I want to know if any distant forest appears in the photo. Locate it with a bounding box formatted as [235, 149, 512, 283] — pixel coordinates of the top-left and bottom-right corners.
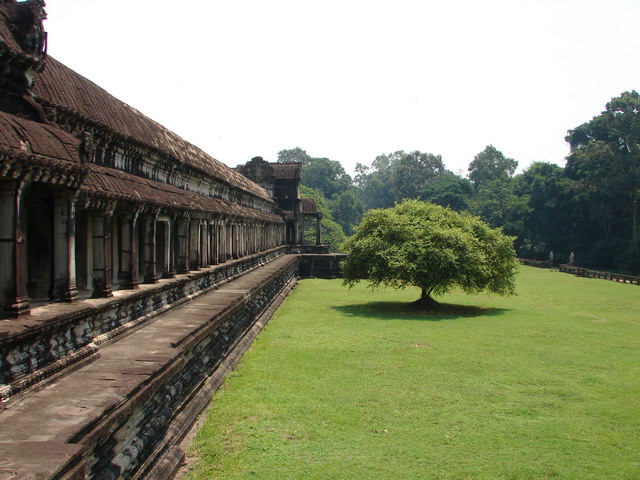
[280, 91, 640, 274]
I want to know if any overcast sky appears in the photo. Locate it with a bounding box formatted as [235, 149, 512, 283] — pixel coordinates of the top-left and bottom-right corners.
[44, 0, 639, 176]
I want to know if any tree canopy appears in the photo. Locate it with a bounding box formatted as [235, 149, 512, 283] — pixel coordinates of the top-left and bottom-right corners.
[276, 91, 640, 273]
[355, 150, 446, 210]
[468, 145, 518, 190]
[302, 157, 352, 199]
[565, 90, 640, 270]
[341, 200, 519, 307]
[277, 147, 312, 165]
[420, 171, 473, 211]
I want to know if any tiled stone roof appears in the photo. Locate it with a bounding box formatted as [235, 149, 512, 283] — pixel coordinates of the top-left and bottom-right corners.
[0, 112, 281, 222]
[0, 110, 80, 162]
[301, 197, 319, 214]
[83, 164, 283, 222]
[32, 57, 272, 202]
[0, 5, 23, 54]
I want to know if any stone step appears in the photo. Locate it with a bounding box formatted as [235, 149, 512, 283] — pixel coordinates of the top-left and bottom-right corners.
[0, 254, 299, 480]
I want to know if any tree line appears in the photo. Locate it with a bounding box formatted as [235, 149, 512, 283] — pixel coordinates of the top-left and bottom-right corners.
[278, 91, 640, 274]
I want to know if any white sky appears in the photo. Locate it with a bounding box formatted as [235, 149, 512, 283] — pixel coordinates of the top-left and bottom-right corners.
[44, 0, 640, 176]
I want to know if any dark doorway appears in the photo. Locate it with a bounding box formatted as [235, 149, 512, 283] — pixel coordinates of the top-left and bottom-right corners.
[25, 184, 53, 299]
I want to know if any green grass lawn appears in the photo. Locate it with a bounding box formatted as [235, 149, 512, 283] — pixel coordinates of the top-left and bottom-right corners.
[185, 266, 640, 480]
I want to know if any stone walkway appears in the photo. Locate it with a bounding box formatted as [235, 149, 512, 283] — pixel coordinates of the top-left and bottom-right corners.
[0, 255, 298, 480]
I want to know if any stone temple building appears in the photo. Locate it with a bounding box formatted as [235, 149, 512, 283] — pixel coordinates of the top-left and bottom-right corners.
[0, 2, 336, 478]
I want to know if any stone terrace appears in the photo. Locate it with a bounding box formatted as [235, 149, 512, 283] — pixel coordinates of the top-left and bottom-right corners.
[0, 254, 300, 480]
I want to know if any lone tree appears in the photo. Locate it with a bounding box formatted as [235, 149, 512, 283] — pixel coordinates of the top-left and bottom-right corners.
[341, 200, 519, 307]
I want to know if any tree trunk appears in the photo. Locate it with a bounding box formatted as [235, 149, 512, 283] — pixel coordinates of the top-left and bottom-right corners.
[413, 287, 439, 308]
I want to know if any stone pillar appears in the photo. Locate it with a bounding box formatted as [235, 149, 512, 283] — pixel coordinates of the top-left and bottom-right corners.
[0, 181, 30, 316]
[200, 220, 208, 268]
[221, 221, 227, 261]
[264, 224, 268, 250]
[91, 212, 114, 298]
[52, 190, 80, 301]
[217, 222, 224, 262]
[239, 222, 245, 257]
[216, 221, 222, 264]
[175, 217, 189, 274]
[118, 211, 140, 289]
[141, 214, 159, 284]
[231, 222, 239, 259]
[189, 220, 200, 270]
[241, 223, 246, 256]
[315, 214, 323, 246]
[166, 217, 176, 278]
[210, 221, 218, 265]
[238, 222, 243, 258]
[246, 223, 251, 256]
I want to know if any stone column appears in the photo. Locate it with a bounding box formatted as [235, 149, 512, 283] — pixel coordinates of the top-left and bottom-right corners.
[264, 224, 268, 250]
[315, 214, 323, 246]
[246, 223, 251, 256]
[52, 189, 80, 301]
[0, 181, 30, 316]
[231, 222, 239, 259]
[217, 221, 224, 262]
[226, 221, 232, 260]
[200, 220, 208, 268]
[188, 219, 200, 270]
[91, 212, 114, 298]
[240, 222, 246, 257]
[175, 216, 189, 274]
[221, 221, 227, 261]
[210, 220, 218, 265]
[216, 221, 222, 264]
[239, 222, 245, 257]
[141, 213, 159, 284]
[166, 217, 176, 278]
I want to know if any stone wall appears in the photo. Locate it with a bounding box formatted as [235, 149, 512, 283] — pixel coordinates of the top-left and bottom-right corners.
[298, 253, 346, 279]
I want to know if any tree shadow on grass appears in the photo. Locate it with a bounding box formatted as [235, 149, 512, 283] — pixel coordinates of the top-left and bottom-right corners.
[332, 301, 509, 322]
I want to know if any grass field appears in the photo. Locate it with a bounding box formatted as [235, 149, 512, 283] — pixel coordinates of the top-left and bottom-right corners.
[184, 266, 640, 480]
